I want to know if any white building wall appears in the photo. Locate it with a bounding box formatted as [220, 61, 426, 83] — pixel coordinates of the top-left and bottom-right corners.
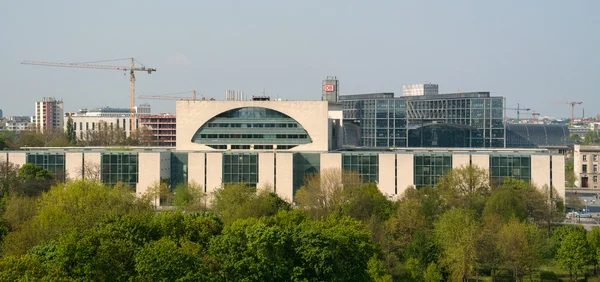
[452, 154, 470, 168]
[258, 153, 275, 190]
[187, 152, 206, 190]
[320, 153, 342, 172]
[137, 152, 163, 198]
[205, 153, 223, 195]
[396, 154, 414, 196]
[472, 154, 490, 170]
[176, 100, 330, 152]
[552, 155, 566, 200]
[378, 153, 396, 197]
[8, 152, 26, 167]
[66, 152, 83, 180]
[531, 155, 551, 190]
[275, 153, 294, 202]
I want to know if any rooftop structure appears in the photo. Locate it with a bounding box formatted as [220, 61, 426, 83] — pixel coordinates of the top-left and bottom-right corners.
[402, 83, 439, 96]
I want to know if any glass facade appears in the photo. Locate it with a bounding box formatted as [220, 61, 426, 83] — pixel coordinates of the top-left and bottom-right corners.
[506, 124, 571, 148]
[413, 154, 452, 189]
[292, 153, 321, 194]
[170, 152, 188, 188]
[26, 152, 66, 181]
[192, 107, 312, 149]
[489, 155, 531, 184]
[222, 153, 258, 187]
[101, 152, 138, 186]
[341, 92, 505, 148]
[341, 153, 379, 184]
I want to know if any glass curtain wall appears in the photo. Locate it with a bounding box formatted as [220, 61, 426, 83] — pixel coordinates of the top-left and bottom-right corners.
[222, 153, 259, 187]
[489, 154, 531, 184]
[413, 154, 452, 189]
[101, 152, 138, 186]
[292, 153, 321, 194]
[26, 152, 66, 181]
[341, 153, 379, 184]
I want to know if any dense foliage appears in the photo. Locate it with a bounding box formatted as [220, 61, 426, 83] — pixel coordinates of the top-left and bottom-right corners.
[0, 162, 593, 281]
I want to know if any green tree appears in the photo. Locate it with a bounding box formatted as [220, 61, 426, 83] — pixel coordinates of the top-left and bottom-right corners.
[565, 159, 576, 187]
[1, 180, 152, 255]
[587, 228, 600, 275]
[65, 117, 75, 144]
[0, 254, 69, 281]
[497, 218, 543, 281]
[556, 227, 591, 281]
[433, 208, 480, 282]
[134, 237, 212, 281]
[436, 165, 491, 214]
[483, 186, 527, 223]
[423, 262, 443, 282]
[583, 130, 600, 145]
[0, 161, 20, 197]
[173, 181, 206, 213]
[18, 163, 53, 181]
[211, 184, 290, 224]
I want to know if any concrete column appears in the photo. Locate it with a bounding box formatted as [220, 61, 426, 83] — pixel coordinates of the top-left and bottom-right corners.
[531, 155, 551, 191]
[396, 153, 414, 196]
[471, 154, 490, 170]
[320, 153, 342, 172]
[66, 152, 83, 180]
[275, 153, 293, 202]
[378, 153, 396, 197]
[452, 154, 470, 169]
[205, 153, 223, 195]
[8, 152, 26, 167]
[187, 152, 206, 190]
[258, 152, 275, 191]
[137, 152, 163, 198]
[551, 155, 566, 199]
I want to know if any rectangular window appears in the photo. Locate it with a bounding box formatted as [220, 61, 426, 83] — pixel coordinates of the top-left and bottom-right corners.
[594, 165, 598, 173]
[595, 155, 598, 162]
[101, 152, 138, 188]
[584, 155, 588, 161]
[26, 153, 66, 182]
[489, 155, 531, 184]
[342, 153, 379, 185]
[594, 176, 598, 183]
[222, 153, 258, 187]
[413, 154, 452, 189]
[583, 164, 588, 172]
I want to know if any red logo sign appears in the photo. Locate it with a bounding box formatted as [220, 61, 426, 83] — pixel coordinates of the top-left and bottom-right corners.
[324, 84, 335, 92]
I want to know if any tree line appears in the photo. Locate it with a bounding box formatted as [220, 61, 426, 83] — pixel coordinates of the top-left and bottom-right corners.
[0, 162, 594, 281]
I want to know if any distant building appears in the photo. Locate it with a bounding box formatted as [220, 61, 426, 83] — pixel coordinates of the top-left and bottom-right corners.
[0, 109, 3, 119]
[67, 105, 151, 140]
[402, 84, 439, 96]
[574, 145, 600, 188]
[322, 76, 340, 102]
[33, 97, 63, 132]
[138, 114, 176, 146]
[3, 119, 32, 131]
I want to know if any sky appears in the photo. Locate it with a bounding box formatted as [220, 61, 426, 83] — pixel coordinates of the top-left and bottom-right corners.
[0, 0, 598, 119]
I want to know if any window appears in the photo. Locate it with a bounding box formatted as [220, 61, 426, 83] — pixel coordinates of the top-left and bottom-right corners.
[101, 152, 138, 187]
[222, 153, 258, 187]
[414, 154, 452, 188]
[342, 153, 379, 184]
[26, 153, 66, 182]
[594, 165, 598, 173]
[490, 155, 531, 184]
[584, 155, 588, 161]
[293, 153, 320, 194]
[594, 176, 598, 183]
[583, 164, 588, 172]
[595, 155, 598, 162]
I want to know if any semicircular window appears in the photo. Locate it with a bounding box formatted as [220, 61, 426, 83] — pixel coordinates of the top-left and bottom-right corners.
[192, 107, 312, 150]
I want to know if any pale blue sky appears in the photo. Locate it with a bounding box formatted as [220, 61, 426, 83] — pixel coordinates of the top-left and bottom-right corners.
[1, 0, 598, 119]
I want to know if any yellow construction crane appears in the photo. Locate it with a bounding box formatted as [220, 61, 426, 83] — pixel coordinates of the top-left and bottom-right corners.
[553, 101, 583, 126]
[138, 90, 201, 101]
[22, 58, 156, 129]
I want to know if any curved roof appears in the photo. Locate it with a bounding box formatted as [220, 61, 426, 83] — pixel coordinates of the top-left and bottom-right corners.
[506, 124, 570, 148]
[191, 107, 312, 149]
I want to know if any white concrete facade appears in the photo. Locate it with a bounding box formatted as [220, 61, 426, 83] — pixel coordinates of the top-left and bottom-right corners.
[2, 148, 565, 202]
[574, 145, 600, 188]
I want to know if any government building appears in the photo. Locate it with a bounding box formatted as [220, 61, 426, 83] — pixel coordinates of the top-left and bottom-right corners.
[0, 97, 566, 201]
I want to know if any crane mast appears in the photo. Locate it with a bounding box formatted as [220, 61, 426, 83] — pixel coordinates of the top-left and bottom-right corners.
[22, 58, 156, 132]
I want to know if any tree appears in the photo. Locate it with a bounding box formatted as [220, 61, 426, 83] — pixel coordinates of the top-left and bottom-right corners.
[173, 181, 206, 213]
[0, 161, 20, 198]
[423, 262, 443, 282]
[556, 229, 592, 281]
[294, 168, 361, 219]
[1, 180, 152, 255]
[211, 183, 290, 224]
[436, 165, 491, 214]
[583, 130, 600, 145]
[483, 186, 527, 223]
[74, 160, 101, 182]
[65, 117, 75, 144]
[497, 218, 543, 281]
[433, 208, 480, 282]
[18, 163, 53, 181]
[143, 180, 172, 208]
[587, 228, 600, 275]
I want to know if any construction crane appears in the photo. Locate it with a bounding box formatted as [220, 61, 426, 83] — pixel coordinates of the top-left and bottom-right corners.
[530, 111, 540, 123]
[506, 103, 530, 122]
[22, 58, 156, 129]
[553, 101, 583, 126]
[139, 90, 201, 101]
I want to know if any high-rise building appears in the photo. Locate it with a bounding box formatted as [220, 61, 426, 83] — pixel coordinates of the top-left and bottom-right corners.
[34, 97, 64, 132]
[402, 84, 439, 96]
[138, 114, 176, 146]
[340, 90, 505, 148]
[322, 76, 339, 102]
